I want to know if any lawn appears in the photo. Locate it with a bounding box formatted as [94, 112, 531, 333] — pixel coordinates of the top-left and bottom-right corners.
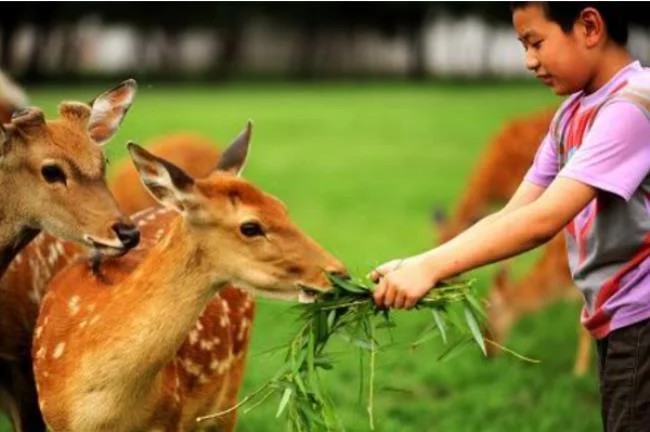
[1, 81, 599, 431]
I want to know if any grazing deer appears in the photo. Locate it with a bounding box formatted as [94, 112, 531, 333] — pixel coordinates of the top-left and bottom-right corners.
[33, 122, 347, 432]
[433, 108, 591, 376]
[485, 236, 592, 376]
[0, 79, 141, 431]
[109, 133, 221, 215]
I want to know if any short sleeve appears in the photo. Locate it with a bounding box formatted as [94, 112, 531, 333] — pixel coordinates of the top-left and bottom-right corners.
[558, 101, 650, 201]
[524, 131, 559, 188]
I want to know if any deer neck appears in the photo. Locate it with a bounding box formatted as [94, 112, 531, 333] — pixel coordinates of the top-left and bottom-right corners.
[94, 217, 226, 400]
[0, 170, 42, 277]
[0, 211, 40, 278]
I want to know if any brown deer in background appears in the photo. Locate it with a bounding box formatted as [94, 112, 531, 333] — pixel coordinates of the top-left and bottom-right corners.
[0, 78, 141, 431]
[33, 123, 347, 431]
[109, 133, 221, 215]
[434, 108, 591, 377]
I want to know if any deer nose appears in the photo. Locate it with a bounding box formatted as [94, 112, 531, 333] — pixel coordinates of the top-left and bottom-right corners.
[112, 222, 140, 250]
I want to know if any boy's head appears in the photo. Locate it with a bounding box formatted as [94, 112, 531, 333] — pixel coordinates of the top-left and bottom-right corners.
[511, 2, 629, 95]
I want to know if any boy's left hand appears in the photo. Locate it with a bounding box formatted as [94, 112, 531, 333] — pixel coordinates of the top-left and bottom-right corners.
[372, 257, 437, 309]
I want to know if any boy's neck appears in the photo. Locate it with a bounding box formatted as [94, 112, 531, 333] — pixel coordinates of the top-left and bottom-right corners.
[584, 47, 635, 94]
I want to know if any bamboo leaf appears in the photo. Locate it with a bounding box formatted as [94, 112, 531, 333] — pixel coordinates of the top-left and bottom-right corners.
[463, 303, 487, 356]
[431, 308, 448, 345]
[276, 387, 293, 418]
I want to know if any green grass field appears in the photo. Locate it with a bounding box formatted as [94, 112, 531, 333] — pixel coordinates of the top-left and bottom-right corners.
[0, 82, 600, 431]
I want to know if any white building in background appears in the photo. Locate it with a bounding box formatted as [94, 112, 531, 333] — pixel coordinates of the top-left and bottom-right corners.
[6, 15, 650, 78]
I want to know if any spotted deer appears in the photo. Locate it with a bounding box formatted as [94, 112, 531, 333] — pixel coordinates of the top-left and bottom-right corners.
[0, 79, 141, 431]
[434, 108, 591, 376]
[109, 133, 221, 215]
[485, 236, 592, 376]
[33, 122, 347, 432]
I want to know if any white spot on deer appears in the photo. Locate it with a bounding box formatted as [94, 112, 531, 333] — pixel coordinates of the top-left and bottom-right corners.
[52, 342, 65, 359]
[35, 326, 43, 339]
[188, 330, 199, 346]
[35, 347, 46, 360]
[89, 315, 100, 326]
[137, 219, 147, 227]
[39, 399, 45, 411]
[196, 320, 204, 332]
[146, 213, 157, 221]
[55, 242, 65, 256]
[198, 374, 209, 385]
[199, 340, 214, 351]
[237, 319, 250, 342]
[14, 253, 22, 264]
[155, 228, 165, 241]
[217, 356, 233, 374]
[43, 317, 49, 326]
[181, 358, 202, 377]
[68, 296, 81, 316]
[29, 288, 41, 305]
[219, 314, 229, 328]
[47, 243, 60, 265]
[79, 320, 88, 329]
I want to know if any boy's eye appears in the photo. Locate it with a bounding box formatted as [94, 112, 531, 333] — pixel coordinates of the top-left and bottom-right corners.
[531, 40, 543, 49]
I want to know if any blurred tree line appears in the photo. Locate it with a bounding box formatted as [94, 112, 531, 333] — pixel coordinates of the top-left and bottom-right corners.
[0, 2, 648, 82]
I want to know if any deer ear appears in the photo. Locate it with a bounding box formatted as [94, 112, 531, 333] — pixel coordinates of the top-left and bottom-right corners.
[127, 142, 197, 214]
[0, 70, 29, 124]
[88, 79, 137, 146]
[214, 121, 252, 176]
[11, 108, 46, 137]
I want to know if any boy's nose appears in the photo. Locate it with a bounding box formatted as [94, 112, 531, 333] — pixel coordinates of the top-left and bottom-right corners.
[525, 51, 540, 71]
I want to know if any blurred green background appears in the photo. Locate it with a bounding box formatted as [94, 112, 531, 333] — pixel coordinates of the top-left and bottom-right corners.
[1, 82, 598, 431]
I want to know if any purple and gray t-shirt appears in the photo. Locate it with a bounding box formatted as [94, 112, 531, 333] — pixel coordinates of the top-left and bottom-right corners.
[525, 61, 650, 338]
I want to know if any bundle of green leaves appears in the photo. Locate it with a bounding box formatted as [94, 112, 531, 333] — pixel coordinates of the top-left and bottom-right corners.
[197, 272, 512, 431]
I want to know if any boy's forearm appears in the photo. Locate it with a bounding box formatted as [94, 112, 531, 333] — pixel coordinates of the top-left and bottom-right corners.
[422, 203, 556, 281]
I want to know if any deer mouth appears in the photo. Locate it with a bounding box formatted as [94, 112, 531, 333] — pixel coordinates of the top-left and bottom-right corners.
[297, 285, 325, 304]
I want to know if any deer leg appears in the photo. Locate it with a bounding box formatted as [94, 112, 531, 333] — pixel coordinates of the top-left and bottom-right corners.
[573, 325, 592, 377]
[0, 360, 46, 432]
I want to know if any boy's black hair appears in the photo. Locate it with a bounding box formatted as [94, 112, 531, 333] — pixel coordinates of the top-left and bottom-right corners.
[510, 2, 629, 46]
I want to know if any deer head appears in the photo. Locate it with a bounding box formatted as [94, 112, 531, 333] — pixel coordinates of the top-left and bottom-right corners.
[128, 121, 347, 301]
[0, 80, 140, 255]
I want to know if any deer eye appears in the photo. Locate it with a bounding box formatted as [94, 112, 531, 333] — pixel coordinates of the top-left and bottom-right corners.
[240, 221, 265, 238]
[41, 165, 67, 185]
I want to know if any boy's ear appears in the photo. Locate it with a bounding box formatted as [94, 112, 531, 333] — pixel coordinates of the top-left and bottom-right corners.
[88, 79, 137, 146]
[214, 121, 252, 176]
[127, 142, 198, 214]
[578, 7, 605, 48]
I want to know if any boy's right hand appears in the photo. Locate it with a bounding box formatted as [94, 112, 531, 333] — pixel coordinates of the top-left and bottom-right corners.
[368, 258, 406, 283]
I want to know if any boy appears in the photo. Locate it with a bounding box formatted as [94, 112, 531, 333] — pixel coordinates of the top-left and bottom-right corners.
[371, 3, 650, 430]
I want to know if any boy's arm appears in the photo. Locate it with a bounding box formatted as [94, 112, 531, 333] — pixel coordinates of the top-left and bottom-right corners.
[374, 177, 594, 307]
[421, 176, 595, 281]
[466, 179, 547, 231]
